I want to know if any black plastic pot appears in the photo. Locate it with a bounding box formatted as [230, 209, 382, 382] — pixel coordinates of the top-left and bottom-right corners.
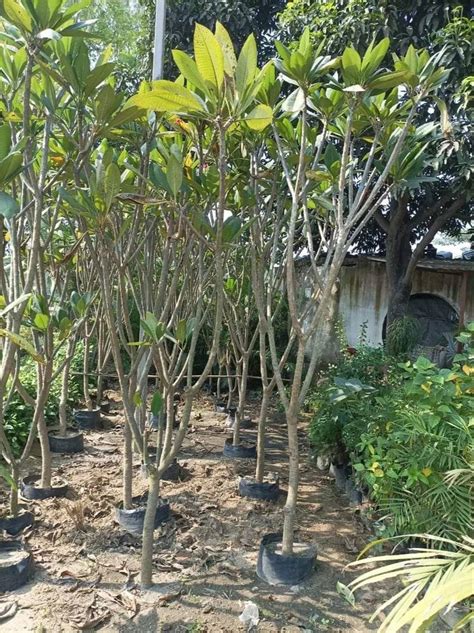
[215, 402, 227, 414]
[100, 400, 111, 414]
[344, 478, 363, 506]
[115, 496, 170, 535]
[0, 541, 32, 591]
[330, 463, 349, 491]
[73, 408, 102, 430]
[0, 509, 34, 536]
[20, 475, 69, 500]
[223, 438, 257, 459]
[257, 533, 317, 586]
[240, 417, 254, 430]
[48, 428, 84, 454]
[239, 477, 280, 502]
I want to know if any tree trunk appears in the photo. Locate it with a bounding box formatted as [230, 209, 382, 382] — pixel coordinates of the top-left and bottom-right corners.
[385, 201, 413, 328]
[282, 409, 299, 555]
[123, 422, 133, 509]
[83, 335, 93, 411]
[38, 410, 52, 488]
[255, 387, 270, 483]
[59, 338, 75, 436]
[10, 462, 19, 517]
[141, 470, 160, 588]
[233, 354, 248, 446]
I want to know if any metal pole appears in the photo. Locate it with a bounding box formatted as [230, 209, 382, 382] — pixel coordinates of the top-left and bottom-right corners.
[152, 0, 167, 80]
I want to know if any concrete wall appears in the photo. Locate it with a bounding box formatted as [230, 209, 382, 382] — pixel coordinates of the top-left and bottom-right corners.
[337, 259, 474, 347]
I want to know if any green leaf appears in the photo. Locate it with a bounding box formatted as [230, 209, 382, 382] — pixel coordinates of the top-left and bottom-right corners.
[193, 23, 224, 89]
[367, 71, 410, 92]
[84, 62, 114, 98]
[0, 191, 19, 219]
[176, 319, 187, 344]
[337, 582, 356, 607]
[133, 391, 142, 407]
[236, 34, 257, 96]
[1, 0, 32, 31]
[130, 81, 205, 115]
[361, 38, 390, 77]
[36, 28, 61, 41]
[0, 125, 11, 161]
[172, 50, 209, 95]
[166, 154, 183, 198]
[244, 103, 273, 130]
[0, 152, 23, 184]
[34, 313, 49, 331]
[150, 391, 163, 416]
[104, 163, 121, 210]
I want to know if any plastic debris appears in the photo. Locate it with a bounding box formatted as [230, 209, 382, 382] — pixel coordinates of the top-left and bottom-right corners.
[239, 601, 260, 629]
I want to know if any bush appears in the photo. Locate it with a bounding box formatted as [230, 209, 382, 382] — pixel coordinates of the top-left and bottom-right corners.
[308, 323, 474, 541]
[4, 341, 89, 455]
[307, 342, 399, 462]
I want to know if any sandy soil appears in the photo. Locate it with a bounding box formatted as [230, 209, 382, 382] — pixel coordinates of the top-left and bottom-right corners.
[0, 392, 386, 632]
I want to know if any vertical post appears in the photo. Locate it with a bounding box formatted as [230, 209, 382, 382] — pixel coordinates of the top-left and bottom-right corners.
[152, 0, 167, 80]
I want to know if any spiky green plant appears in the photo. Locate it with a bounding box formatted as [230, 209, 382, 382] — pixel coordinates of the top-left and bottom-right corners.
[339, 534, 474, 632]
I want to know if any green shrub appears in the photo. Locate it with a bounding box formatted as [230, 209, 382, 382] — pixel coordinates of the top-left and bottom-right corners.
[4, 341, 89, 456]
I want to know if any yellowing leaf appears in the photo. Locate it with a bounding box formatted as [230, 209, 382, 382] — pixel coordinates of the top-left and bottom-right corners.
[421, 382, 431, 393]
[462, 364, 474, 376]
[422, 467, 432, 477]
[130, 82, 205, 115]
[0, 328, 44, 363]
[193, 24, 224, 89]
[244, 104, 273, 131]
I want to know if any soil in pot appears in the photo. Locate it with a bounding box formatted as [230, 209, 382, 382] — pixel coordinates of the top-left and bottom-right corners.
[257, 532, 317, 586]
[0, 508, 34, 536]
[48, 428, 84, 454]
[239, 477, 280, 502]
[0, 541, 32, 591]
[223, 438, 257, 459]
[73, 407, 102, 430]
[21, 475, 69, 501]
[115, 495, 170, 535]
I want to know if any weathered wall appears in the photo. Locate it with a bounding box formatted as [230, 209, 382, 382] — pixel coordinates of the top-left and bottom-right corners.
[337, 259, 474, 346]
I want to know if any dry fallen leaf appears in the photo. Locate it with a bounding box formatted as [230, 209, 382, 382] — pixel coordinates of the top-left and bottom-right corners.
[69, 604, 110, 630]
[0, 602, 17, 621]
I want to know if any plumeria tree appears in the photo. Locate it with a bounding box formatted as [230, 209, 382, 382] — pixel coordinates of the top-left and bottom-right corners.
[255, 32, 451, 554]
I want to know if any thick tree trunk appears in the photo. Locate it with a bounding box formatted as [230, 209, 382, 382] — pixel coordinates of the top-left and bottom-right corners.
[141, 470, 160, 588]
[38, 410, 52, 488]
[10, 462, 19, 517]
[233, 354, 249, 446]
[59, 338, 75, 436]
[282, 409, 299, 555]
[123, 423, 133, 509]
[255, 388, 270, 483]
[385, 201, 413, 328]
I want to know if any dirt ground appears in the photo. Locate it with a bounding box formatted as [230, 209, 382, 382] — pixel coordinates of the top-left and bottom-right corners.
[0, 392, 387, 632]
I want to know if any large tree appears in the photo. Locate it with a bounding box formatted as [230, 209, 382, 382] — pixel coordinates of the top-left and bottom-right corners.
[279, 0, 473, 330]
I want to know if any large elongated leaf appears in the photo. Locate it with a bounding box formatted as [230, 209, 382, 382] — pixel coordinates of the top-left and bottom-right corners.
[236, 34, 257, 96]
[172, 50, 209, 96]
[215, 21, 237, 75]
[166, 154, 183, 198]
[0, 328, 44, 362]
[193, 23, 224, 89]
[0, 125, 11, 161]
[130, 81, 205, 115]
[104, 163, 121, 210]
[0, 152, 23, 184]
